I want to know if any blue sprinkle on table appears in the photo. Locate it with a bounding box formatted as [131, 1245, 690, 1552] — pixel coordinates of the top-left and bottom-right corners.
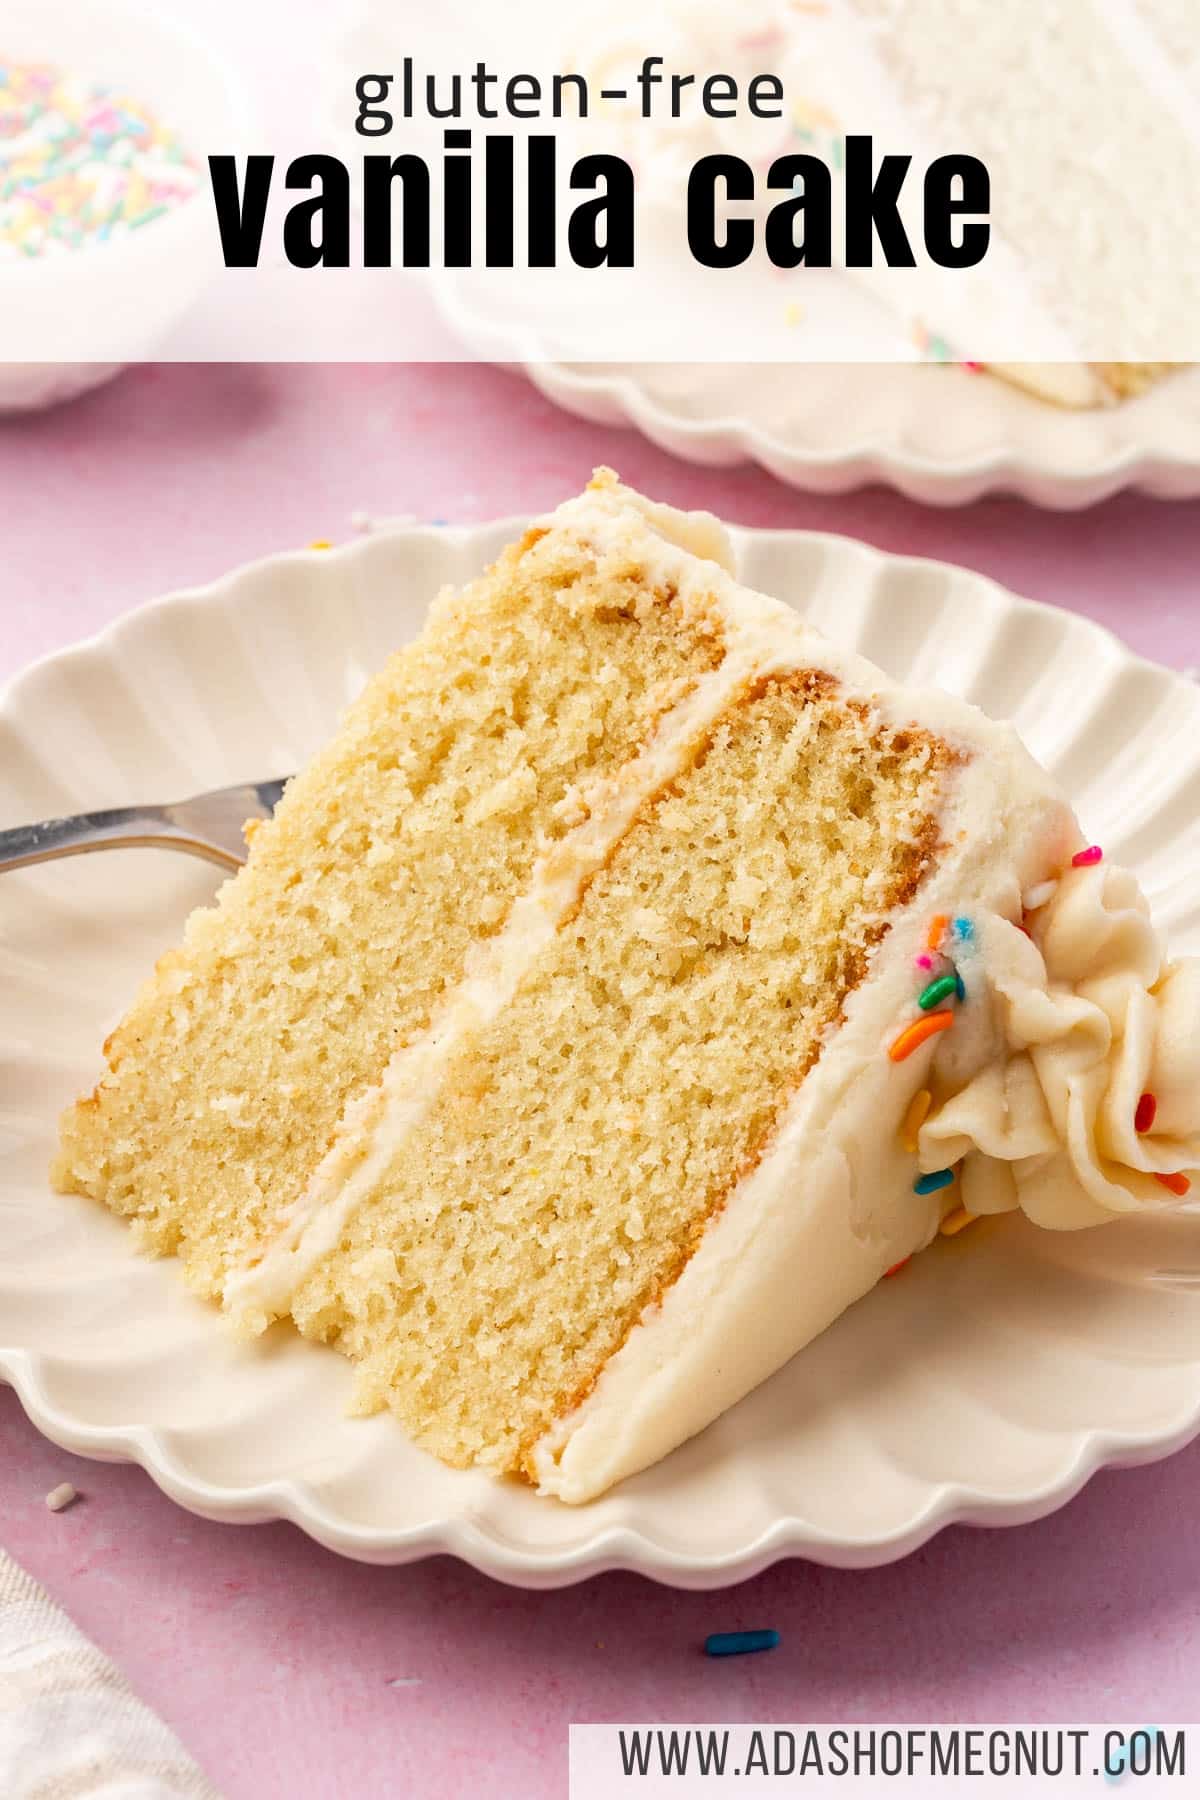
[704, 1629, 780, 1658]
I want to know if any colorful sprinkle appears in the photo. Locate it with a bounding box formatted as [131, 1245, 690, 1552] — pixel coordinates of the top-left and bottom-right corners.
[918, 973, 959, 1011]
[883, 1257, 911, 1278]
[926, 914, 949, 952]
[737, 25, 787, 50]
[963, 360, 983, 373]
[911, 319, 954, 361]
[914, 1168, 955, 1196]
[45, 1482, 78, 1512]
[900, 1088, 932, 1153]
[915, 953, 934, 971]
[954, 971, 967, 1001]
[0, 60, 199, 261]
[792, 95, 836, 131]
[1072, 845, 1104, 868]
[1135, 1092, 1158, 1134]
[308, 538, 332, 550]
[952, 916, 974, 943]
[1155, 1172, 1191, 1198]
[889, 1011, 954, 1062]
[940, 1206, 977, 1237]
[704, 1630, 780, 1658]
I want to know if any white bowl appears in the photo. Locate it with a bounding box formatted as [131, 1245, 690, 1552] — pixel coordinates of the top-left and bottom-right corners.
[0, 0, 250, 412]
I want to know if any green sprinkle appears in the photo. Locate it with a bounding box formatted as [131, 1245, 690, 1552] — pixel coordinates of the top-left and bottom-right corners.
[128, 203, 168, 230]
[918, 974, 959, 1011]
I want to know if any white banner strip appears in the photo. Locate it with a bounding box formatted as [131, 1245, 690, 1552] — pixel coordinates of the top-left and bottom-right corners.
[570, 1724, 1193, 1798]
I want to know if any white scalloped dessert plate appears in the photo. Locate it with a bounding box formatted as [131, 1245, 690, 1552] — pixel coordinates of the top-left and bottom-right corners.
[2, 522, 1199, 1587]
[431, 269, 1200, 506]
[514, 361, 1200, 508]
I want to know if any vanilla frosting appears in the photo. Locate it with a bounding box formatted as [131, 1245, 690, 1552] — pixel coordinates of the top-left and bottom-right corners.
[222, 475, 1200, 1504]
[920, 863, 1200, 1228]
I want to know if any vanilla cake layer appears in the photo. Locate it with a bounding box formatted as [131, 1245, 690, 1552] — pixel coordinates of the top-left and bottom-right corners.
[54, 511, 727, 1296]
[272, 673, 953, 1474]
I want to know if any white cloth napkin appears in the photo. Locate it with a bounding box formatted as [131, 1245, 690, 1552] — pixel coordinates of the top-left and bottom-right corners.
[0, 1550, 220, 1800]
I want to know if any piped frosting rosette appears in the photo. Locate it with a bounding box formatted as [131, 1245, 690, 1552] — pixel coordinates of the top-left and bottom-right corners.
[918, 863, 1200, 1229]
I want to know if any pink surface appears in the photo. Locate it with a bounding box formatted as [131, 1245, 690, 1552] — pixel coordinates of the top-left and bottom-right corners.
[2, 362, 1200, 1799]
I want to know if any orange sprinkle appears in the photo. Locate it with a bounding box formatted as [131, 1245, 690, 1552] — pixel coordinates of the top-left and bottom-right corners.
[1155, 1171, 1191, 1198]
[926, 914, 949, 952]
[1135, 1092, 1157, 1134]
[883, 1257, 910, 1278]
[900, 1088, 932, 1153]
[889, 1012, 954, 1063]
[939, 1206, 976, 1237]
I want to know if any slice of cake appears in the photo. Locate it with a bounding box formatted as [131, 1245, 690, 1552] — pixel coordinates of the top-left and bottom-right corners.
[980, 365, 1179, 409]
[54, 473, 1200, 1503]
[566, 0, 1191, 407]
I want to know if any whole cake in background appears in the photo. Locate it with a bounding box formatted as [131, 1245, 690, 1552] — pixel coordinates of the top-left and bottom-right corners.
[567, 0, 1193, 408]
[55, 473, 1200, 1502]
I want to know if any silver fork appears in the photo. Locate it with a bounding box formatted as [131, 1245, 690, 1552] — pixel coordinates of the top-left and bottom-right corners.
[0, 777, 292, 875]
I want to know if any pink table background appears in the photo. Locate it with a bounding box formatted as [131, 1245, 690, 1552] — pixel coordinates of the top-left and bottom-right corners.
[3, 362, 1200, 1798]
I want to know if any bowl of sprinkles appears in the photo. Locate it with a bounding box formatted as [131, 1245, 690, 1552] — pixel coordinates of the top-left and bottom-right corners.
[0, 0, 247, 410]
[0, 62, 200, 264]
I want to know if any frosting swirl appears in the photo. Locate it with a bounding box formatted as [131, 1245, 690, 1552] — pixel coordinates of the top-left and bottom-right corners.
[919, 863, 1200, 1229]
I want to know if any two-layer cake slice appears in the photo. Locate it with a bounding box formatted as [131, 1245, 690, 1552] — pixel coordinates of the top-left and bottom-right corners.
[55, 473, 1200, 1501]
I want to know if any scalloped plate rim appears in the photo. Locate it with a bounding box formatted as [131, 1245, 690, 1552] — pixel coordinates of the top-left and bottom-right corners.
[0, 518, 1172, 721]
[515, 360, 1200, 489]
[428, 266, 1200, 504]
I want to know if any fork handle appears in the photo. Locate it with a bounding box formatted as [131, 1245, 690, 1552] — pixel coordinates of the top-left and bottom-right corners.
[0, 806, 241, 873]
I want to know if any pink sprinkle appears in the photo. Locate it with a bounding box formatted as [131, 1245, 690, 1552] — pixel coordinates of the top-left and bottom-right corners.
[963, 360, 983, 372]
[915, 953, 934, 970]
[1071, 845, 1104, 868]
